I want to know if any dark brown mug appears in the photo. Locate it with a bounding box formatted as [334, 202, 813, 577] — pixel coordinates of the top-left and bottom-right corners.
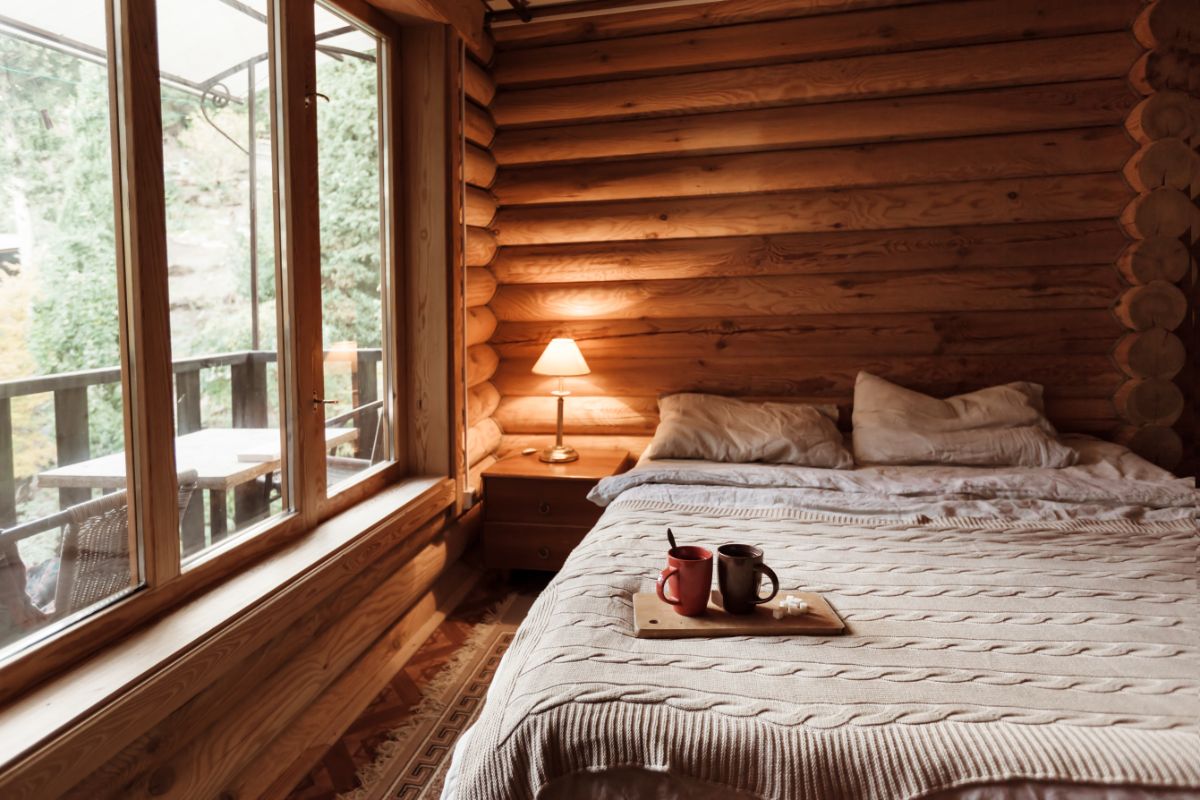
[656, 545, 713, 617]
[717, 543, 779, 614]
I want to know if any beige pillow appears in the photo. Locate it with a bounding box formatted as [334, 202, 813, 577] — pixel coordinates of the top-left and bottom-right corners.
[645, 393, 854, 468]
[851, 372, 1077, 467]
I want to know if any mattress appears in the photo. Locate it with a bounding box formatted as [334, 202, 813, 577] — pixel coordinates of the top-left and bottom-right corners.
[444, 438, 1200, 800]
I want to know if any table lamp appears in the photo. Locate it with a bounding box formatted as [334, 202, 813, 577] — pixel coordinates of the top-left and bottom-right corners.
[532, 338, 590, 463]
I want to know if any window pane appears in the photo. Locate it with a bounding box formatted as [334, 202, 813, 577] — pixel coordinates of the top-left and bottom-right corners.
[0, 7, 138, 658]
[315, 3, 391, 495]
[156, 0, 288, 561]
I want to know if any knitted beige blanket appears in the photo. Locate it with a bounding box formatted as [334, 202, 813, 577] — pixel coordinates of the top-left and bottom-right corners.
[450, 500, 1200, 799]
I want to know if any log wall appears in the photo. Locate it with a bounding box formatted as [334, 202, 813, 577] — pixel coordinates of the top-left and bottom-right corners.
[485, 0, 1199, 469]
[463, 45, 502, 492]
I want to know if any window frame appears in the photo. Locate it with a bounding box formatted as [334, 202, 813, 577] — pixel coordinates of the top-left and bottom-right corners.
[0, 0, 424, 704]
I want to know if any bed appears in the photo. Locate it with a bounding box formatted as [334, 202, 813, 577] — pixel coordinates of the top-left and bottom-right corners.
[443, 435, 1200, 799]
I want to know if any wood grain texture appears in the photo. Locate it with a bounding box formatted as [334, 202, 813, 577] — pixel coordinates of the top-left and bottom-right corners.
[491, 267, 1122, 322]
[1134, 0, 1200, 51]
[493, 33, 1139, 127]
[1124, 137, 1200, 192]
[466, 344, 500, 388]
[465, 305, 498, 346]
[467, 418, 503, 467]
[494, 354, 1122, 398]
[464, 142, 498, 189]
[464, 56, 496, 106]
[464, 100, 495, 147]
[1113, 329, 1187, 379]
[490, 221, 1129, 284]
[496, 80, 1136, 165]
[1130, 48, 1200, 96]
[465, 266, 497, 307]
[1116, 423, 1184, 467]
[1113, 378, 1185, 426]
[495, 0, 1139, 87]
[1117, 237, 1192, 283]
[491, 310, 1123, 359]
[1113, 280, 1190, 331]
[464, 185, 498, 228]
[465, 225, 498, 266]
[1126, 90, 1200, 145]
[499, 433, 653, 458]
[495, 128, 1133, 206]
[494, 175, 1132, 246]
[467, 381, 501, 423]
[491, 0, 942, 49]
[1121, 186, 1200, 237]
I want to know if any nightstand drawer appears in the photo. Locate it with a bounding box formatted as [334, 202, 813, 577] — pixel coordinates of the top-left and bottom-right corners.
[483, 522, 591, 570]
[485, 477, 601, 527]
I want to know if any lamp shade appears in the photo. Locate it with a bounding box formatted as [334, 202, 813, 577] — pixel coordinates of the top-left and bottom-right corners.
[532, 338, 591, 377]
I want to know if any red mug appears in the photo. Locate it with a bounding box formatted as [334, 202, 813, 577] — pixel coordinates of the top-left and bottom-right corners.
[656, 545, 713, 616]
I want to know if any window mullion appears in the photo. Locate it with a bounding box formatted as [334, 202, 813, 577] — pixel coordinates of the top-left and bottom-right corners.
[274, 0, 324, 528]
[110, 0, 181, 586]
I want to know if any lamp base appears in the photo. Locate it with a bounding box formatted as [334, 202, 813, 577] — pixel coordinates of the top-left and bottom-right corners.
[539, 445, 579, 463]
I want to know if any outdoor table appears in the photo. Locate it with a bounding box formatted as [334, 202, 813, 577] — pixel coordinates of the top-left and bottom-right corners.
[39, 427, 356, 554]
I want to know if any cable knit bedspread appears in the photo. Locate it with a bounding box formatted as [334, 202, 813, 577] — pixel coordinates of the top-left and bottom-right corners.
[445, 451, 1200, 800]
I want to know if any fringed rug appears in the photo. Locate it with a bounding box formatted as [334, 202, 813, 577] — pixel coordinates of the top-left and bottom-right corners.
[341, 592, 531, 800]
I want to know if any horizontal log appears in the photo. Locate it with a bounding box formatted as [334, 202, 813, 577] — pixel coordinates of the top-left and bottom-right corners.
[499, 434, 652, 459]
[465, 225, 498, 267]
[1130, 49, 1200, 97]
[465, 267, 497, 308]
[1114, 378, 1185, 426]
[494, 354, 1122, 398]
[495, 79, 1135, 165]
[224, 560, 479, 800]
[1114, 424, 1183, 469]
[464, 186, 497, 228]
[491, 310, 1122, 359]
[493, 174, 1132, 246]
[1113, 280, 1189, 331]
[1113, 329, 1187, 379]
[467, 381, 501, 423]
[465, 305, 497, 347]
[467, 455, 496, 495]
[464, 57, 495, 106]
[467, 417, 502, 467]
[495, 0, 1137, 87]
[464, 101, 495, 148]
[1120, 187, 1200, 239]
[491, 0, 941, 49]
[494, 128, 1132, 206]
[464, 143, 497, 189]
[114, 515, 471, 800]
[492, 267, 1122, 322]
[466, 344, 499, 388]
[1124, 137, 1200, 193]
[490, 220, 1128, 284]
[494, 394, 1121, 435]
[1116, 237, 1191, 284]
[1134, 0, 1200, 51]
[1125, 90, 1200, 146]
[493, 33, 1137, 127]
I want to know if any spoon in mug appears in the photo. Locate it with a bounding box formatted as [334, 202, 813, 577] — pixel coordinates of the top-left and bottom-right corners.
[667, 528, 678, 550]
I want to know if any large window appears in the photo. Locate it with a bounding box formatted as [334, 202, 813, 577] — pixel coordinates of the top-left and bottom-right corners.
[0, 0, 403, 672]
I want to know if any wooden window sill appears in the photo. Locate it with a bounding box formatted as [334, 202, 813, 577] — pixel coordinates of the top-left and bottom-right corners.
[0, 475, 454, 789]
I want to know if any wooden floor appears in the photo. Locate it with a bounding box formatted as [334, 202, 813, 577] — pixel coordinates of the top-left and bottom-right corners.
[284, 570, 542, 799]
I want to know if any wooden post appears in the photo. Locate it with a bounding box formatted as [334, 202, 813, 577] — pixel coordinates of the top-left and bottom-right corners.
[355, 351, 379, 459]
[54, 388, 91, 509]
[230, 355, 269, 530]
[0, 399, 15, 528]
[174, 369, 206, 551]
[174, 369, 202, 434]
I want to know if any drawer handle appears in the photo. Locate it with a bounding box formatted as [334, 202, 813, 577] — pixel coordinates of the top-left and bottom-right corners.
[536, 546, 551, 560]
[538, 501, 552, 515]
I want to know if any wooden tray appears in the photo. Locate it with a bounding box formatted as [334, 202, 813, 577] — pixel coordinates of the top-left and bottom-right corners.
[633, 590, 846, 638]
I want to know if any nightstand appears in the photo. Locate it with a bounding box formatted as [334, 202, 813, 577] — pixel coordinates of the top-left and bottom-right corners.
[482, 449, 632, 571]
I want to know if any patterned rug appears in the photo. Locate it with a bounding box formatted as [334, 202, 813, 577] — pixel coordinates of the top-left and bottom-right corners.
[286, 572, 541, 800]
[353, 592, 529, 800]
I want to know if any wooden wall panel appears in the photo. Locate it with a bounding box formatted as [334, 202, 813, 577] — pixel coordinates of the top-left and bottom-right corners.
[483, 0, 1195, 470]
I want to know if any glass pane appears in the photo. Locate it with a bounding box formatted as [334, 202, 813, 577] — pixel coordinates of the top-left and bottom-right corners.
[315, 3, 391, 495]
[0, 5, 138, 658]
[156, 0, 287, 561]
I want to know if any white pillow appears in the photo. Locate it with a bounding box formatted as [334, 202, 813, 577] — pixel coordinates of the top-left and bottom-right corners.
[851, 372, 1077, 468]
[645, 393, 854, 468]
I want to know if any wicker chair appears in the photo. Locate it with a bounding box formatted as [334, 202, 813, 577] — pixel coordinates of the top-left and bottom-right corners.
[54, 470, 198, 617]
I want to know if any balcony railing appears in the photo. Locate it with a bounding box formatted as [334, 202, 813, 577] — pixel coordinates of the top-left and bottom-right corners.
[0, 348, 382, 547]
